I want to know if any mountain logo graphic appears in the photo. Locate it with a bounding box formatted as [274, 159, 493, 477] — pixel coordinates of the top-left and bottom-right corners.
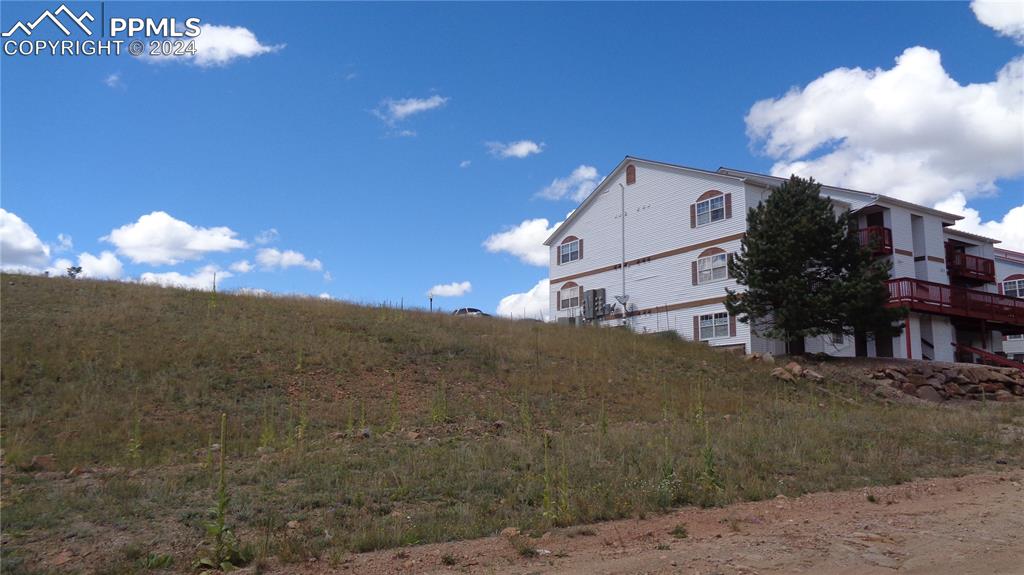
[2, 4, 95, 37]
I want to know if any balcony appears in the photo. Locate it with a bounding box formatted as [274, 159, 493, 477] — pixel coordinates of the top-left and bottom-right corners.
[886, 277, 1024, 331]
[857, 226, 893, 256]
[945, 245, 995, 283]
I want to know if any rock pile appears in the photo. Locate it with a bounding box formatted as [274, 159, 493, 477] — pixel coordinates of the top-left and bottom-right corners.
[770, 360, 825, 383]
[869, 363, 1024, 403]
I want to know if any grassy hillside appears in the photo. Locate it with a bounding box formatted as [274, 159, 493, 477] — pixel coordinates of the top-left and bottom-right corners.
[2, 273, 1021, 573]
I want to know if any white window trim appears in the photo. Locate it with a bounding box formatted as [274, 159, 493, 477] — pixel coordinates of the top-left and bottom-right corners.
[559, 285, 580, 310]
[698, 312, 730, 341]
[1003, 279, 1023, 299]
[559, 239, 581, 265]
[697, 252, 729, 284]
[1007, 334, 1024, 341]
[695, 195, 726, 227]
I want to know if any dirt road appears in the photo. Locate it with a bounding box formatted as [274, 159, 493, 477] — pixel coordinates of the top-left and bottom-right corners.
[302, 470, 1024, 575]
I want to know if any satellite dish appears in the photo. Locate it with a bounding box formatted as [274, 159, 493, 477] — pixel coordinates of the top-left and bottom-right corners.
[615, 295, 629, 306]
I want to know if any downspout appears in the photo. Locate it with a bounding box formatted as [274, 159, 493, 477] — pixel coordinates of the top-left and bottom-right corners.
[620, 182, 626, 300]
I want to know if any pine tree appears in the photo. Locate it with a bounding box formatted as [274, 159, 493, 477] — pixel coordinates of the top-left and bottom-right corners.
[725, 175, 904, 344]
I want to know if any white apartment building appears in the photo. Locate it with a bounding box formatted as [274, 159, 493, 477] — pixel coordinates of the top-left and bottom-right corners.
[544, 157, 1024, 363]
[997, 248, 1024, 362]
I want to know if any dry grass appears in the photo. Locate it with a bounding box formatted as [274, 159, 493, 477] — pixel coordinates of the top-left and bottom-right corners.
[2, 273, 1021, 573]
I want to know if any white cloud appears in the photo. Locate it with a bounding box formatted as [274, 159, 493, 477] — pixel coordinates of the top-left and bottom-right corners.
[483, 218, 560, 266]
[104, 72, 122, 88]
[235, 287, 270, 297]
[746, 47, 1024, 207]
[140, 264, 229, 291]
[318, 292, 332, 300]
[229, 260, 254, 273]
[428, 281, 472, 297]
[496, 278, 550, 321]
[323, 271, 333, 282]
[76, 251, 124, 279]
[256, 248, 322, 271]
[0, 209, 51, 271]
[56, 233, 73, 252]
[145, 24, 283, 67]
[936, 192, 1024, 252]
[46, 258, 74, 277]
[537, 165, 600, 202]
[254, 228, 279, 245]
[373, 95, 448, 125]
[459, 160, 472, 169]
[486, 140, 544, 159]
[972, 0, 1024, 45]
[103, 211, 248, 265]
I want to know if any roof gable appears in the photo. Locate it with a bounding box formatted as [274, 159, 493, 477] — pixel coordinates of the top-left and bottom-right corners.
[543, 157, 745, 246]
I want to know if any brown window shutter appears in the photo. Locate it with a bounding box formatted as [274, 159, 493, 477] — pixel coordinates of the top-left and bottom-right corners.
[729, 315, 737, 337]
[693, 315, 700, 340]
[578, 239, 583, 259]
[727, 253, 735, 278]
[725, 193, 733, 219]
[556, 291, 561, 310]
[691, 261, 698, 285]
[626, 164, 636, 185]
[690, 204, 696, 228]
[998, 282, 1003, 295]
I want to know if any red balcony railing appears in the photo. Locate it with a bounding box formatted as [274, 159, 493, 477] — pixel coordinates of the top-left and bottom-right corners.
[857, 226, 893, 255]
[945, 245, 995, 283]
[886, 277, 1024, 327]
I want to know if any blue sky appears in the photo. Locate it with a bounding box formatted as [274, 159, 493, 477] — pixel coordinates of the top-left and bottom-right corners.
[2, 1, 1022, 316]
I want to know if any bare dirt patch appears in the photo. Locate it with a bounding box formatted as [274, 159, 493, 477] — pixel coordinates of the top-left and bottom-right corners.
[294, 470, 1024, 575]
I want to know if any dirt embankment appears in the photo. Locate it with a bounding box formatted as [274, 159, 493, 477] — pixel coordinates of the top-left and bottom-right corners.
[293, 471, 1024, 575]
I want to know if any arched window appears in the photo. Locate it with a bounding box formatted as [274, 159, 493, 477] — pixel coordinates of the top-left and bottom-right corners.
[558, 235, 583, 264]
[1003, 274, 1024, 298]
[690, 190, 732, 228]
[692, 247, 729, 285]
[626, 164, 636, 185]
[558, 281, 581, 310]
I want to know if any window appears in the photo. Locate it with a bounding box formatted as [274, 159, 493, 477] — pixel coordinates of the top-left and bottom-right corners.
[559, 239, 580, 264]
[697, 252, 728, 283]
[699, 312, 730, 340]
[1007, 334, 1024, 341]
[695, 195, 725, 226]
[559, 285, 580, 309]
[831, 330, 844, 344]
[1004, 279, 1024, 299]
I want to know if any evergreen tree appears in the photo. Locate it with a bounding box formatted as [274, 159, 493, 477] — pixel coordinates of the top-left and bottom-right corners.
[725, 175, 904, 344]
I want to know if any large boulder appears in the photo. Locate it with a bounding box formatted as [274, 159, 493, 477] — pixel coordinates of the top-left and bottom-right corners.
[785, 361, 804, 377]
[771, 367, 795, 382]
[994, 390, 1015, 402]
[916, 386, 944, 403]
[985, 371, 1016, 385]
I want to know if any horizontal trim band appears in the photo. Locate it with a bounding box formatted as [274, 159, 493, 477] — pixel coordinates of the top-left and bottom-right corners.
[606, 295, 729, 319]
[552, 232, 745, 284]
[894, 248, 914, 256]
